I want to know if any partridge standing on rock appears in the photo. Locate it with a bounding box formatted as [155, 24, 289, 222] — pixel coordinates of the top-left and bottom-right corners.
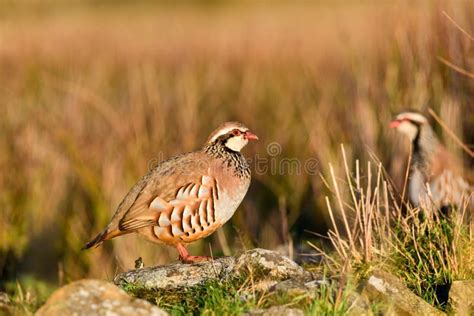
[84, 122, 258, 263]
[390, 110, 472, 209]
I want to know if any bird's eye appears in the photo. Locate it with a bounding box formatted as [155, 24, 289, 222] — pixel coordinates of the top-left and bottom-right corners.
[232, 130, 241, 136]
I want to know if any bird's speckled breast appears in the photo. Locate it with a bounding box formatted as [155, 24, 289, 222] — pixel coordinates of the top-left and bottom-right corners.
[214, 178, 250, 225]
[409, 168, 425, 206]
[211, 159, 251, 225]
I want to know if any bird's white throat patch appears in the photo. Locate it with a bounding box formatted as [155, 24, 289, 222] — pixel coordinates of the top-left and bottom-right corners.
[396, 120, 419, 141]
[225, 135, 248, 152]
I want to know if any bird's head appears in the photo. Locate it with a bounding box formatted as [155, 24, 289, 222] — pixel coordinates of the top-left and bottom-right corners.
[206, 121, 258, 152]
[389, 110, 428, 141]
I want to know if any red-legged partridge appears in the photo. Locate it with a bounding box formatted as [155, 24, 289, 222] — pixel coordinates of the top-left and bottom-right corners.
[390, 111, 472, 209]
[84, 122, 258, 263]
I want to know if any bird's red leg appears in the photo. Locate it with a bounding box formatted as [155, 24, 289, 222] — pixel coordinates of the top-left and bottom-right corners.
[176, 243, 212, 264]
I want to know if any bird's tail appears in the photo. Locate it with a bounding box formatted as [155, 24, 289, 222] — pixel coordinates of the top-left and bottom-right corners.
[82, 228, 123, 250]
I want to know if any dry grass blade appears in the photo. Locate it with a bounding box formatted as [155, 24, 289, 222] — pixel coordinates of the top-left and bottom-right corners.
[442, 11, 474, 41]
[328, 163, 357, 259]
[437, 56, 474, 80]
[428, 107, 474, 158]
[325, 196, 347, 260]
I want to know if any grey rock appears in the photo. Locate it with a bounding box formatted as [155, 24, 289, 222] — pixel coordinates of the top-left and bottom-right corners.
[346, 292, 372, 316]
[0, 292, 10, 305]
[114, 248, 312, 293]
[244, 305, 304, 316]
[114, 256, 236, 291]
[35, 279, 167, 316]
[304, 279, 330, 289]
[271, 279, 310, 296]
[234, 248, 313, 282]
[363, 269, 445, 316]
[0, 292, 13, 315]
[449, 280, 474, 315]
[270, 278, 331, 296]
[250, 280, 279, 292]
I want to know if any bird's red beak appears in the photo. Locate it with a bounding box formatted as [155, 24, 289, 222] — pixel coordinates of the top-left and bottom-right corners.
[244, 131, 259, 141]
[389, 119, 401, 128]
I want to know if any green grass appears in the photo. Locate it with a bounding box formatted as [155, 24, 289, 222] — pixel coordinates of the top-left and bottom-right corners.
[120, 274, 358, 315]
[395, 216, 453, 306]
[121, 277, 255, 315]
[391, 209, 473, 310]
[315, 149, 473, 313]
[305, 281, 352, 315]
[1, 275, 57, 315]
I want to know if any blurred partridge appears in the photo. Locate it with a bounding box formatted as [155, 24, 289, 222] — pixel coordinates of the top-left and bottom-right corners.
[84, 122, 258, 263]
[390, 110, 472, 209]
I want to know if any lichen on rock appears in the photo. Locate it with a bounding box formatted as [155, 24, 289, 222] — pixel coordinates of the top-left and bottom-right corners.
[114, 248, 314, 295]
[115, 256, 236, 291]
[233, 248, 313, 282]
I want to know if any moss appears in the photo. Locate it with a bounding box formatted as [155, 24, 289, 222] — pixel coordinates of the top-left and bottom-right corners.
[120, 272, 360, 316]
[120, 276, 255, 315]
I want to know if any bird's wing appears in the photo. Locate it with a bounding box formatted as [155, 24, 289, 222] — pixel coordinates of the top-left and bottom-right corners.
[430, 145, 464, 179]
[111, 152, 216, 232]
[118, 174, 220, 233]
[429, 145, 472, 206]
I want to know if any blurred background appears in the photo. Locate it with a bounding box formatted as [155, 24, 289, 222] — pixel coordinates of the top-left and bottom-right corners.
[0, 0, 473, 302]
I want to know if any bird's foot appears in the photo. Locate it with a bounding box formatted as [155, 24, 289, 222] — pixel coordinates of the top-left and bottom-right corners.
[176, 242, 214, 264]
[178, 255, 213, 264]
